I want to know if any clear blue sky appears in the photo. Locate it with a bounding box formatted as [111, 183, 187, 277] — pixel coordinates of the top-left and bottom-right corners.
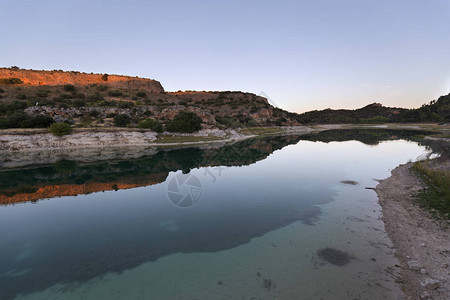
[1, 0, 449, 113]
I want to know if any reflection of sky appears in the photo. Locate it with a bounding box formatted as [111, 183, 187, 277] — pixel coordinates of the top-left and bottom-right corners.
[1, 1, 449, 112]
[0, 139, 429, 299]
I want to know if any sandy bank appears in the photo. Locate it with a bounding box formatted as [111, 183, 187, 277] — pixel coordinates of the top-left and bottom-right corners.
[376, 163, 449, 300]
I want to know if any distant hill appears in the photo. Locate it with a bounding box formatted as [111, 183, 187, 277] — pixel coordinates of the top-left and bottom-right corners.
[296, 94, 450, 124]
[1, 67, 448, 129]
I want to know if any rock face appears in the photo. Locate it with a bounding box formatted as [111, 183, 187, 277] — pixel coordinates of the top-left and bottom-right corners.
[0, 131, 158, 151]
[0, 68, 164, 93]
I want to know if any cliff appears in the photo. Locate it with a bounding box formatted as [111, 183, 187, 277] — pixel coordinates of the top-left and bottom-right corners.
[0, 67, 302, 128]
[0, 68, 164, 93]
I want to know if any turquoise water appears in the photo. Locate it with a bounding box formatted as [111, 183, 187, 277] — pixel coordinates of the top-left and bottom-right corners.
[0, 131, 430, 299]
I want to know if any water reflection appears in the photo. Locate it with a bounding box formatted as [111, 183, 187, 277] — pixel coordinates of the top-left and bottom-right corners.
[0, 129, 433, 299]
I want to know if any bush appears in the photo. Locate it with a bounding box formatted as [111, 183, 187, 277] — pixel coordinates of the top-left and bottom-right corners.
[166, 111, 202, 133]
[29, 115, 55, 128]
[48, 123, 72, 136]
[8, 112, 29, 128]
[101, 74, 108, 81]
[7, 100, 27, 111]
[63, 84, 75, 92]
[97, 85, 108, 91]
[108, 90, 122, 97]
[36, 90, 49, 98]
[136, 92, 147, 98]
[89, 109, 100, 117]
[87, 93, 104, 102]
[118, 101, 134, 109]
[0, 88, 4, 93]
[73, 99, 86, 107]
[137, 118, 163, 132]
[0, 78, 23, 84]
[114, 114, 132, 127]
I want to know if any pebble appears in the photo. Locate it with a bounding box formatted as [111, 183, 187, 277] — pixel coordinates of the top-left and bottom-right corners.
[420, 291, 431, 299]
[420, 242, 426, 247]
[421, 278, 440, 290]
[420, 268, 427, 275]
[407, 260, 424, 271]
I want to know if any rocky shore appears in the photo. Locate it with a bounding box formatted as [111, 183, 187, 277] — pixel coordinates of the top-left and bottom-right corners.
[376, 163, 449, 300]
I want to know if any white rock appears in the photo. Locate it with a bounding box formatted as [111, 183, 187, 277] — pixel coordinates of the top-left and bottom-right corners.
[421, 278, 440, 290]
[420, 269, 427, 275]
[407, 260, 424, 271]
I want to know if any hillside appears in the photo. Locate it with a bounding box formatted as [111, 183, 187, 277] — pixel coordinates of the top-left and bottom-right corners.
[1, 67, 448, 130]
[0, 67, 300, 130]
[296, 95, 450, 124]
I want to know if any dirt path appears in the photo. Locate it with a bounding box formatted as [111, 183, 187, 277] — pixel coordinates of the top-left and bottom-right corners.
[376, 163, 450, 300]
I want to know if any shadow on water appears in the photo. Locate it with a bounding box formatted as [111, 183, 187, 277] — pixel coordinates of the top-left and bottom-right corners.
[0, 129, 435, 299]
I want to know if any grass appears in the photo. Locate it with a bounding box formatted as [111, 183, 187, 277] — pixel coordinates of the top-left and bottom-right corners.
[240, 127, 285, 135]
[412, 160, 450, 219]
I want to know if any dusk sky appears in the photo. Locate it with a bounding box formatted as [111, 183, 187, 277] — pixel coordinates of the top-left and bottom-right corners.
[1, 0, 449, 113]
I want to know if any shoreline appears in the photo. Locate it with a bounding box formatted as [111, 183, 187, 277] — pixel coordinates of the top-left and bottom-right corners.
[376, 163, 449, 300]
[0, 123, 446, 153]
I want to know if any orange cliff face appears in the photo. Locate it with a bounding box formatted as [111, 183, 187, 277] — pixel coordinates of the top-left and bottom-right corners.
[0, 68, 165, 93]
[0, 172, 169, 205]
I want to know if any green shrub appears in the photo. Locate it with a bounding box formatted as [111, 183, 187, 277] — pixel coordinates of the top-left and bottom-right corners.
[101, 74, 108, 81]
[0, 78, 23, 84]
[114, 114, 132, 127]
[97, 85, 108, 91]
[36, 90, 49, 98]
[166, 111, 202, 133]
[17, 94, 27, 99]
[63, 84, 75, 92]
[87, 93, 104, 102]
[89, 109, 100, 117]
[73, 99, 86, 107]
[0, 88, 4, 93]
[29, 115, 55, 128]
[108, 90, 122, 97]
[136, 92, 147, 98]
[48, 123, 72, 136]
[7, 100, 27, 111]
[137, 118, 163, 132]
[118, 101, 134, 109]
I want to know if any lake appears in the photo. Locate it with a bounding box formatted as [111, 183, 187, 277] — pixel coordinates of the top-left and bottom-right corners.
[0, 130, 432, 299]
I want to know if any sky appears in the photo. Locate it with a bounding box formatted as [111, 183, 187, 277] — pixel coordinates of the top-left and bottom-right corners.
[1, 0, 449, 113]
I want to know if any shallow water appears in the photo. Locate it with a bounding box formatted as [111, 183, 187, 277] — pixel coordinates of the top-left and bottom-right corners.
[0, 133, 429, 299]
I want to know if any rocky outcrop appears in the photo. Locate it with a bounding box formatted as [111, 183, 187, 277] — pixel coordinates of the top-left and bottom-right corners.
[0, 68, 164, 93]
[0, 130, 158, 151]
[171, 91, 269, 105]
[24, 105, 217, 124]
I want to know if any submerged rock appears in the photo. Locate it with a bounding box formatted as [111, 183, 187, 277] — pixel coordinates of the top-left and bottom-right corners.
[340, 180, 358, 185]
[317, 247, 353, 266]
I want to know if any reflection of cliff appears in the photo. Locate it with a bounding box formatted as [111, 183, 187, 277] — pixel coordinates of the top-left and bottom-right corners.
[0, 181, 162, 205]
[0, 135, 302, 205]
[299, 129, 433, 145]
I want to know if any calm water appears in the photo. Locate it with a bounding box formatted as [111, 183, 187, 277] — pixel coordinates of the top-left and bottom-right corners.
[0, 130, 431, 299]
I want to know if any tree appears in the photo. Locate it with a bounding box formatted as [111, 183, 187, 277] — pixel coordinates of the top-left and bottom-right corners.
[166, 111, 202, 133]
[101, 74, 109, 81]
[137, 118, 163, 132]
[48, 123, 72, 136]
[114, 114, 132, 127]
